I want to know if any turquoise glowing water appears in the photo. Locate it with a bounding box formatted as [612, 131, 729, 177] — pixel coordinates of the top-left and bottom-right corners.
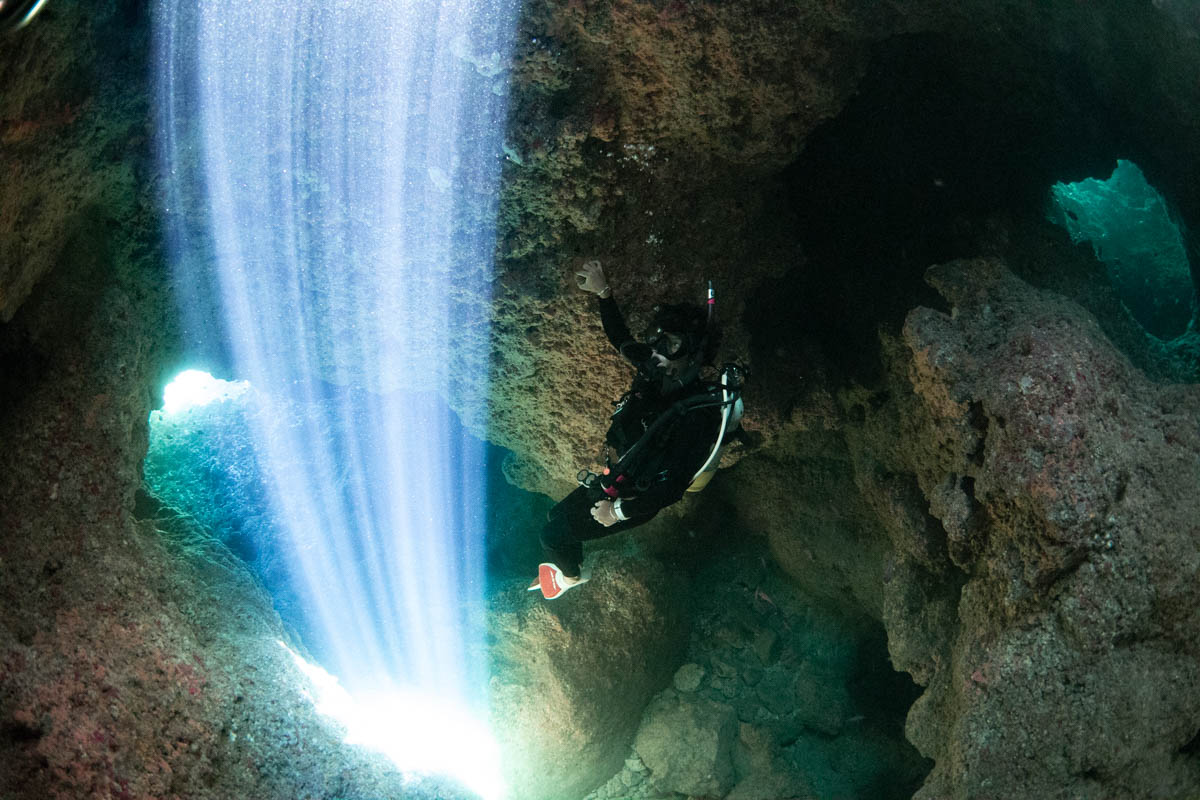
[1049, 159, 1194, 339]
[153, 2, 516, 794]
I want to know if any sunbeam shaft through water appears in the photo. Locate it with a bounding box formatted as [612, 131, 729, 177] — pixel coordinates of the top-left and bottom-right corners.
[154, 1, 516, 794]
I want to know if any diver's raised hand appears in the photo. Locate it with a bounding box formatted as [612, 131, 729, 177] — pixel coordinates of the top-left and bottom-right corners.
[575, 260, 611, 298]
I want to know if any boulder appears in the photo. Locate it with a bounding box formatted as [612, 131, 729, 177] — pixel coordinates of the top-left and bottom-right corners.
[633, 689, 738, 797]
[488, 551, 689, 800]
[898, 259, 1200, 798]
[727, 723, 817, 800]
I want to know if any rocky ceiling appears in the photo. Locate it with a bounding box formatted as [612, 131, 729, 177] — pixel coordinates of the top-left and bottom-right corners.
[2, 0, 1199, 798]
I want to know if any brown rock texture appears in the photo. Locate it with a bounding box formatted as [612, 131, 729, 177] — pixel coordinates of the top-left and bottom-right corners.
[0, 4, 140, 322]
[896, 259, 1200, 798]
[4, 0, 1200, 797]
[634, 689, 739, 796]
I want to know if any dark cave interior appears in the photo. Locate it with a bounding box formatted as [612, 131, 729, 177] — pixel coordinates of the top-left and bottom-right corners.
[749, 31, 1196, 395]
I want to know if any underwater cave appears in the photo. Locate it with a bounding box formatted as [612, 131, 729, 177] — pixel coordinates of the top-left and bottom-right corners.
[3, 1, 1200, 800]
[1049, 158, 1195, 340]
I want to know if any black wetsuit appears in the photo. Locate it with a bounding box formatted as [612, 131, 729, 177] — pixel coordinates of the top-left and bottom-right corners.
[539, 295, 722, 577]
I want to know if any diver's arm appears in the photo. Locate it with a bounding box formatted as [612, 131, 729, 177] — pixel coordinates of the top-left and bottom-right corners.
[598, 294, 640, 358]
[577, 260, 643, 360]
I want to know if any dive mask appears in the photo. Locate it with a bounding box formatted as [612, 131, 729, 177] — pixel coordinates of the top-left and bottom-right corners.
[645, 327, 688, 360]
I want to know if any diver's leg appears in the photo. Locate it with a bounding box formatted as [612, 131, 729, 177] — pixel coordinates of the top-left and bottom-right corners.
[539, 487, 658, 578]
[539, 488, 590, 577]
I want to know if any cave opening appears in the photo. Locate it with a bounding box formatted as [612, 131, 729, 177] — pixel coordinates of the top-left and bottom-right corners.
[732, 27, 1192, 798]
[141, 367, 511, 792]
[751, 31, 1132, 390]
[1048, 158, 1195, 340]
[141, 364, 553, 796]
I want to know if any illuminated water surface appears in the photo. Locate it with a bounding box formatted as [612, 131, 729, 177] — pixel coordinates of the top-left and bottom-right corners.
[154, 2, 516, 795]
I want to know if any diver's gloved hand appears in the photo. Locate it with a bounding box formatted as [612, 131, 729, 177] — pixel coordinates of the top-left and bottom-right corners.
[590, 499, 619, 527]
[575, 260, 611, 298]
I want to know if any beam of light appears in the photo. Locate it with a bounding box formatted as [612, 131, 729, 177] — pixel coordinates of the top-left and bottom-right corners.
[0, 0, 50, 33]
[153, 0, 516, 795]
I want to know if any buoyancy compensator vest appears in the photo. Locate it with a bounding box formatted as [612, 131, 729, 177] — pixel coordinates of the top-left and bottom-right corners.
[589, 363, 745, 498]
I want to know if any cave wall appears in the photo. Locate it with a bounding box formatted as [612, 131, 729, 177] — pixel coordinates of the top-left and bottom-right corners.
[487, 0, 1200, 797]
[3, 0, 1200, 798]
[895, 259, 1200, 797]
[486, 0, 1200, 498]
[843, 258, 1200, 797]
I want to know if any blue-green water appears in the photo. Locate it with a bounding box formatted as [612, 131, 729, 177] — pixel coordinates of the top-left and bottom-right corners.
[1049, 159, 1194, 339]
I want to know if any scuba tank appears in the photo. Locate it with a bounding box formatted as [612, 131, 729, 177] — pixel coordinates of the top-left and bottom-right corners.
[681, 280, 745, 492]
[578, 379, 741, 502]
[686, 363, 744, 492]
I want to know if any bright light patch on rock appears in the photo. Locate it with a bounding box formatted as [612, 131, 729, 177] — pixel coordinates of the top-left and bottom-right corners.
[281, 641, 506, 800]
[161, 369, 250, 415]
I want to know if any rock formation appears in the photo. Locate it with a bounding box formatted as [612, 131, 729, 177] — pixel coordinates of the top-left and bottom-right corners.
[2, 0, 1200, 798]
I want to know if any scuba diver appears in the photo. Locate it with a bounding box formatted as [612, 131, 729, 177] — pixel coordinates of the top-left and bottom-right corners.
[530, 260, 744, 599]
